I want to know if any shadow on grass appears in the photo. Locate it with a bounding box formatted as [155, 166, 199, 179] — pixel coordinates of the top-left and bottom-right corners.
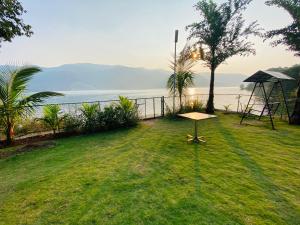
[217, 120, 300, 224]
[189, 143, 244, 224]
[193, 144, 201, 196]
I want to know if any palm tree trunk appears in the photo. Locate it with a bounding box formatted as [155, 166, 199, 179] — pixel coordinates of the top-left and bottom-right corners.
[6, 118, 13, 145]
[290, 83, 300, 125]
[206, 67, 215, 113]
[179, 95, 182, 111]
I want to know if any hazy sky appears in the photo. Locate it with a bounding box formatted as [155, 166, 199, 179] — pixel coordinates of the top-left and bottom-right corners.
[0, 0, 298, 75]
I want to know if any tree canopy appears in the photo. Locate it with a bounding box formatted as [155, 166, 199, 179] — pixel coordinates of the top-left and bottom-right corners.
[0, 0, 33, 47]
[187, 0, 260, 70]
[265, 0, 300, 56]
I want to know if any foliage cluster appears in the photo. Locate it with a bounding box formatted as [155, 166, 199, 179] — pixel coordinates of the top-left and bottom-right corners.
[165, 99, 205, 119]
[46, 96, 139, 135]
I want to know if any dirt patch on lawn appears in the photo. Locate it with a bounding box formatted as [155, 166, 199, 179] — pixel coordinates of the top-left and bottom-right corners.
[142, 119, 157, 126]
[0, 141, 57, 159]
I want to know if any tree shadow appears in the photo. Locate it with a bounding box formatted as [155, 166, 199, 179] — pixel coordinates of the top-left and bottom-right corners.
[193, 144, 201, 196]
[217, 120, 300, 224]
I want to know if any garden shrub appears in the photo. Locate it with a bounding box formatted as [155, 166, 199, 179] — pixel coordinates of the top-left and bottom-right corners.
[102, 104, 121, 130]
[116, 96, 139, 127]
[63, 96, 139, 134]
[63, 114, 83, 133]
[181, 99, 204, 113]
[80, 103, 100, 133]
[14, 119, 47, 136]
[165, 99, 205, 119]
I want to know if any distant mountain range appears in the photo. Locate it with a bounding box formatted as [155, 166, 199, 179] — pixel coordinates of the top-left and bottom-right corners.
[5, 63, 248, 91]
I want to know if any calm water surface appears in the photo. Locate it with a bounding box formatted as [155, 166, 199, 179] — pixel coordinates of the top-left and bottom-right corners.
[40, 87, 251, 118]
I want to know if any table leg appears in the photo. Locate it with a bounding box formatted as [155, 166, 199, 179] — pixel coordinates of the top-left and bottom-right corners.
[187, 120, 206, 144]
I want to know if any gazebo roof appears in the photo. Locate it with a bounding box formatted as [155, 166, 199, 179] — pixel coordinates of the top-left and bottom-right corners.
[244, 70, 295, 83]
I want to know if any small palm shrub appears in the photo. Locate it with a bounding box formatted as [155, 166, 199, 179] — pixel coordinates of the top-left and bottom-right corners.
[223, 104, 231, 114]
[40, 105, 64, 135]
[80, 103, 100, 133]
[14, 96, 139, 138]
[0, 66, 63, 144]
[117, 96, 138, 126]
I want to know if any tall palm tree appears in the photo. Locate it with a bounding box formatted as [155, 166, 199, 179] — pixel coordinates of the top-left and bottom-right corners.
[0, 66, 63, 145]
[168, 47, 195, 111]
[187, 0, 259, 113]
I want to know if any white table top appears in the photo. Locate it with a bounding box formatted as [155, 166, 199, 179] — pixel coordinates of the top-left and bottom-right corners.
[178, 112, 217, 121]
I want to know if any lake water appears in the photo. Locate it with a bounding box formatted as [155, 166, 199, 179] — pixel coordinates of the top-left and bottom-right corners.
[47, 87, 250, 103]
[41, 87, 251, 118]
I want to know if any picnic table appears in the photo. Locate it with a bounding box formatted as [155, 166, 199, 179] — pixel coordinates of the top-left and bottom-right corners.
[178, 112, 217, 143]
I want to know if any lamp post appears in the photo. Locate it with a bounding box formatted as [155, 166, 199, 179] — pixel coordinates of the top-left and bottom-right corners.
[173, 30, 179, 114]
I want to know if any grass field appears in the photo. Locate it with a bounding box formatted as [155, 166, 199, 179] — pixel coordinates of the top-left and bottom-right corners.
[0, 114, 300, 225]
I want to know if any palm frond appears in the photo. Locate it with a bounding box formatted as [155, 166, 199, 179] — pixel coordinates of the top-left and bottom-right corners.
[16, 91, 64, 117]
[9, 66, 42, 102]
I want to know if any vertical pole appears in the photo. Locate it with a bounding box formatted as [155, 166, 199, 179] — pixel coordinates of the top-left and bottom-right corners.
[162, 96, 165, 117]
[261, 82, 275, 130]
[145, 99, 147, 119]
[173, 30, 178, 114]
[259, 82, 276, 120]
[279, 81, 291, 123]
[153, 97, 156, 119]
[194, 120, 198, 142]
[237, 95, 241, 113]
[240, 82, 258, 124]
[135, 99, 138, 117]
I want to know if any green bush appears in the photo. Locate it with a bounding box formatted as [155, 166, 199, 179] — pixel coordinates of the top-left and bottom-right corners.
[62, 97, 139, 133]
[117, 96, 139, 126]
[80, 103, 100, 133]
[180, 99, 205, 113]
[63, 114, 83, 133]
[14, 119, 47, 136]
[164, 99, 205, 119]
[102, 104, 121, 130]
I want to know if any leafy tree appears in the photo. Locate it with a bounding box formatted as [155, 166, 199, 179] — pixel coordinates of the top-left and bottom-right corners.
[168, 46, 195, 111]
[187, 0, 259, 113]
[40, 105, 64, 135]
[0, 66, 63, 145]
[265, 0, 300, 124]
[0, 0, 33, 47]
[265, 0, 300, 56]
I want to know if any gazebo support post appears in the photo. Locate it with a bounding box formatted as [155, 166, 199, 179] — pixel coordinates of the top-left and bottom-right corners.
[261, 82, 275, 130]
[259, 82, 276, 120]
[240, 82, 258, 125]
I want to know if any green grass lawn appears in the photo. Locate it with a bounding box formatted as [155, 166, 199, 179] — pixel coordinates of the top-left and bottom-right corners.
[0, 114, 300, 225]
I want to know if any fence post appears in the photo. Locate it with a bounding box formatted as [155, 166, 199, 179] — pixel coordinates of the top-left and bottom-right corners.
[237, 95, 241, 113]
[153, 98, 156, 118]
[161, 96, 165, 117]
[144, 99, 147, 119]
